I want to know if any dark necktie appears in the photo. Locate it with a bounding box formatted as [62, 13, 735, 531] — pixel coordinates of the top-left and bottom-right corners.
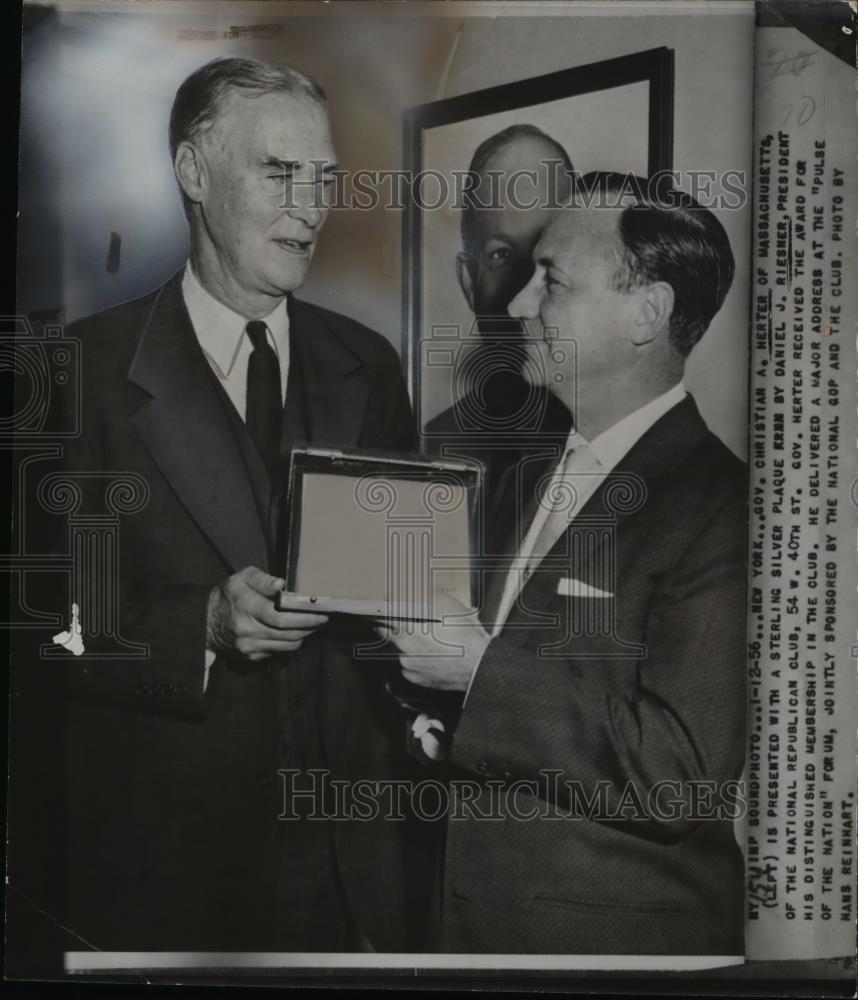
[245, 320, 282, 483]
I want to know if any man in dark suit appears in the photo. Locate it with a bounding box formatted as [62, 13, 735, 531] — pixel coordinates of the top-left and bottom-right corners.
[39, 57, 416, 952]
[422, 125, 574, 496]
[381, 174, 746, 955]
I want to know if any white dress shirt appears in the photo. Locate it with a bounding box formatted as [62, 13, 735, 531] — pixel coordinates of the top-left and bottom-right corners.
[180, 263, 291, 690]
[182, 263, 290, 420]
[491, 380, 688, 636]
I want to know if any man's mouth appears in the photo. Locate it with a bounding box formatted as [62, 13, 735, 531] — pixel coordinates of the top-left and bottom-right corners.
[273, 237, 312, 255]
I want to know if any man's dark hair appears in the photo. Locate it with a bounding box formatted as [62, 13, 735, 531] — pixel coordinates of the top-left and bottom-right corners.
[169, 57, 326, 159]
[461, 124, 574, 262]
[579, 171, 735, 357]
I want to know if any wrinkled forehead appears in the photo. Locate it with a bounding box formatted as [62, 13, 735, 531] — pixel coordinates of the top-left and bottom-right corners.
[206, 88, 333, 158]
[536, 204, 621, 266]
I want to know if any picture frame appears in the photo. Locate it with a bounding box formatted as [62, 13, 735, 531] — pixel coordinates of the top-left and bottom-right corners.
[402, 46, 675, 433]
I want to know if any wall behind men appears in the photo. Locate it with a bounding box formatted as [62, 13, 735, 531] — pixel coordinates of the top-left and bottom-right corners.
[18, 2, 753, 458]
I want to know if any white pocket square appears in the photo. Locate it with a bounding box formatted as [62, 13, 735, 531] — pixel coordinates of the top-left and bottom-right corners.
[557, 577, 613, 599]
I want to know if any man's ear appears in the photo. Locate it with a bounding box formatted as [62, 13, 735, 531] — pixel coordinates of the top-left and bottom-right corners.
[455, 252, 476, 312]
[174, 141, 207, 207]
[630, 281, 674, 346]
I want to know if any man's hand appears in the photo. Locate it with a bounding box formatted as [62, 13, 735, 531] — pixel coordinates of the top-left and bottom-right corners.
[207, 567, 329, 662]
[375, 593, 490, 692]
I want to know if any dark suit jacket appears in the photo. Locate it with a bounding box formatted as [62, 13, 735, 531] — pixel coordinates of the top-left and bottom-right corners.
[441, 394, 747, 955]
[46, 269, 417, 951]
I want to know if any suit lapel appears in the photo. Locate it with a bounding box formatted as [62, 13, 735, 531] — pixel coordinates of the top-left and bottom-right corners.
[284, 295, 370, 452]
[127, 271, 269, 573]
[504, 395, 710, 629]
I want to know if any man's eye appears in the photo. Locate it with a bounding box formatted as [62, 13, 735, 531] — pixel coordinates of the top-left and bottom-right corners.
[482, 246, 512, 269]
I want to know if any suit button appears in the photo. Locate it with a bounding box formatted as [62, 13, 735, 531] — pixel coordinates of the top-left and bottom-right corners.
[292, 693, 304, 709]
[263, 665, 273, 678]
[256, 773, 273, 788]
[476, 760, 490, 774]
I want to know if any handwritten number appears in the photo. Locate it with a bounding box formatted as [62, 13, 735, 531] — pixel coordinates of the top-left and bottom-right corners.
[779, 96, 817, 128]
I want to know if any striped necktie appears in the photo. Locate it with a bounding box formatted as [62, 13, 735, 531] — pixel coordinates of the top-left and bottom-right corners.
[486, 439, 603, 634]
[526, 439, 602, 573]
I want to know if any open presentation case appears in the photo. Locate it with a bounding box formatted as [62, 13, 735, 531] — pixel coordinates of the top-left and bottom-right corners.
[277, 446, 483, 622]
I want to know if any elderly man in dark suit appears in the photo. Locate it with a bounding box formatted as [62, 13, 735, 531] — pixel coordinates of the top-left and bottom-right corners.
[381, 174, 746, 955]
[47, 57, 416, 952]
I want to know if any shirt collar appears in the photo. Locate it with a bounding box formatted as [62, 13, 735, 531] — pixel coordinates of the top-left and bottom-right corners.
[568, 381, 687, 472]
[181, 263, 289, 377]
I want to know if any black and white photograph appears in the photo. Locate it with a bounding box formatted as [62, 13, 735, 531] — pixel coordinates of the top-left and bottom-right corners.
[4, 0, 856, 990]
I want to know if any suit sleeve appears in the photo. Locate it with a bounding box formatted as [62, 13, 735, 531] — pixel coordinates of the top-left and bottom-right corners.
[448, 493, 747, 842]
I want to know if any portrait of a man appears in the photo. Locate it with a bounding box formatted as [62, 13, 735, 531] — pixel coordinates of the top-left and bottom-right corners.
[423, 123, 575, 496]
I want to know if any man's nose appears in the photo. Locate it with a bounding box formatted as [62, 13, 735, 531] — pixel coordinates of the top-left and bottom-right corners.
[287, 199, 323, 229]
[507, 272, 542, 319]
[286, 179, 324, 228]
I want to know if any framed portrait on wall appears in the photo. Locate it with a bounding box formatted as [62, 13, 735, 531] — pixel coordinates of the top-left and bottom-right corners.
[403, 46, 675, 441]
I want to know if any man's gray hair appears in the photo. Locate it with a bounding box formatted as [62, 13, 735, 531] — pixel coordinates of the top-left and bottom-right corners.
[169, 56, 326, 157]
